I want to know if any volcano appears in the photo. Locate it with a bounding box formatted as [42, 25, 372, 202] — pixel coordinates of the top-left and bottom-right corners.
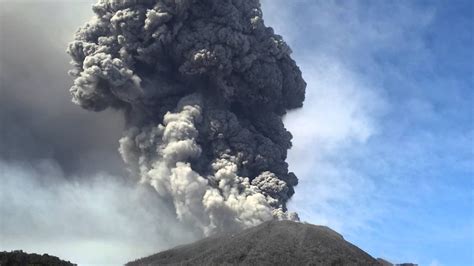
[127, 220, 380, 266]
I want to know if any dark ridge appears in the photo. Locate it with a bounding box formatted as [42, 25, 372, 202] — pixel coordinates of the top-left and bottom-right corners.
[0, 250, 76, 266]
[127, 220, 381, 266]
[377, 259, 419, 266]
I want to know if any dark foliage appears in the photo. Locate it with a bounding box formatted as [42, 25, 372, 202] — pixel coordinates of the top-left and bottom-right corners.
[0, 250, 76, 266]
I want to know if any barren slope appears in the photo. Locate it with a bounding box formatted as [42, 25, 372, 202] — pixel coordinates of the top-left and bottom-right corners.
[127, 220, 380, 266]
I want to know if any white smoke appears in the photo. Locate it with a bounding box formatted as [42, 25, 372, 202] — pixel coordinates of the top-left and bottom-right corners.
[119, 95, 298, 235]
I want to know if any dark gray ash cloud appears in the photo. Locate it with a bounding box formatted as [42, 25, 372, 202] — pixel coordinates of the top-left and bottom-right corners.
[0, 2, 124, 177]
[68, 0, 306, 234]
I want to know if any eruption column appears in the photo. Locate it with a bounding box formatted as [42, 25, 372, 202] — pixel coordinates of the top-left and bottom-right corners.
[68, 0, 306, 235]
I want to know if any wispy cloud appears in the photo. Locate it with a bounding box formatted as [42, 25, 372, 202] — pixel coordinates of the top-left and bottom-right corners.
[0, 159, 198, 265]
[261, 0, 392, 233]
[262, 0, 473, 264]
[283, 57, 386, 233]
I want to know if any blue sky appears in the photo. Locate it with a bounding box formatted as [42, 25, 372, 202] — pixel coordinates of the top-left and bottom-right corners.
[261, 0, 473, 265]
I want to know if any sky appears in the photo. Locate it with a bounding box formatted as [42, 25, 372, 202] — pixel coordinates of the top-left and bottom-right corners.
[260, 0, 473, 265]
[1, 0, 473, 266]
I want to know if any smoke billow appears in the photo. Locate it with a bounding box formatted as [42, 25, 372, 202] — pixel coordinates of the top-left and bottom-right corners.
[67, 0, 306, 235]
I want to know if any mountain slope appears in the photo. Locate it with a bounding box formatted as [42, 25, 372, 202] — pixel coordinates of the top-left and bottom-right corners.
[127, 220, 380, 266]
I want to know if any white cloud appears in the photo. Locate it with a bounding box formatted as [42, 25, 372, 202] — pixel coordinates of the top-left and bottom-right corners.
[261, 0, 389, 234]
[0, 160, 198, 265]
[429, 259, 442, 266]
[284, 55, 386, 233]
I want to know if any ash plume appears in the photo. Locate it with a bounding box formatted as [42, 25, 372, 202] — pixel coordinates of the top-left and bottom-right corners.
[67, 0, 306, 235]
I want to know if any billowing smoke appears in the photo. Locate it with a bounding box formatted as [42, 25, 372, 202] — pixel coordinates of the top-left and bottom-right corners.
[67, 0, 305, 235]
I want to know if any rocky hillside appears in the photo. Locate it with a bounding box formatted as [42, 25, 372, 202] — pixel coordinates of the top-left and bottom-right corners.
[127, 220, 381, 266]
